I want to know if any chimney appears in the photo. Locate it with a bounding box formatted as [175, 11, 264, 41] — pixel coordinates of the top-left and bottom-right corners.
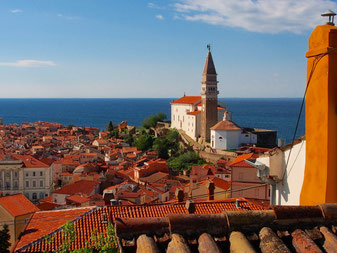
[223, 111, 232, 121]
[235, 199, 241, 209]
[185, 200, 195, 214]
[175, 188, 184, 202]
[206, 180, 215, 201]
[300, 12, 337, 205]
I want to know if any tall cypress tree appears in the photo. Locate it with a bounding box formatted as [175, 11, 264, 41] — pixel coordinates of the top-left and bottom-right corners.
[0, 224, 11, 253]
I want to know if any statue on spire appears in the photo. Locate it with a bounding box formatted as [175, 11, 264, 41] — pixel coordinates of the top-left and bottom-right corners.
[207, 44, 211, 52]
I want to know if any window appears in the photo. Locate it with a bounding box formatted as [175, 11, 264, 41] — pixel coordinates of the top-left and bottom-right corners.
[26, 172, 29, 177]
[14, 172, 18, 178]
[40, 180, 43, 187]
[219, 137, 223, 140]
[40, 171, 43, 176]
[14, 181, 18, 189]
[39, 192, 44, 199]
[33, 181, 36, 187]
[25, 181, 29, 188]
[32, 193, 37, 200]
[33, 172, 36, 176]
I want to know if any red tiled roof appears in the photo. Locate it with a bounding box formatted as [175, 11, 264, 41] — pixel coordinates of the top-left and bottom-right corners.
[53, 180, 98, 196]
[210, 120, 241, 131]
[36, 202, 60, 211]
[187, 110, 201, 115]
[15, 199, 264, 252]
[210, 177, 230, 190]
[9, 154, 49, 168]
[171, 96, 201, 104]
[0, 194, 39, 217]
[230, 153, 255, 167]
[66, 194, 90, 204]
[15, 207, 94, 251]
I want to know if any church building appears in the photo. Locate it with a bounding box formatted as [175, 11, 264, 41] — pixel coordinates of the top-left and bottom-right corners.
[170, 48, 226, 142]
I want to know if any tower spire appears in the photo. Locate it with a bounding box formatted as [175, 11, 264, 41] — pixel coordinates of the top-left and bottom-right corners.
[200, 46, 219, 142]
[203, 50, 217, 76]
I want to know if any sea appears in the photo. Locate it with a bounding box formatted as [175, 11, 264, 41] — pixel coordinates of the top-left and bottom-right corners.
[0, 98, 304, 145]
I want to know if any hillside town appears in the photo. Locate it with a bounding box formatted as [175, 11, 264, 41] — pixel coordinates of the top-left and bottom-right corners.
[1, 11, 337, 253]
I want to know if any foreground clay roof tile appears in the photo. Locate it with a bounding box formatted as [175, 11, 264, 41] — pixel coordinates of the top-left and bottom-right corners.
[14, 198, 263, 252]
[15, 207, 94, 251]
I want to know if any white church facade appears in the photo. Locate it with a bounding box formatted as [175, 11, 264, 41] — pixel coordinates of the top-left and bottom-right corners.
[210, 112, 257, 150]
[170, 96, 226, 141]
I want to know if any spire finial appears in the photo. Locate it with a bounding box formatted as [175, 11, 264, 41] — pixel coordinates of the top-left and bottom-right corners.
[207, 44, 211, 52]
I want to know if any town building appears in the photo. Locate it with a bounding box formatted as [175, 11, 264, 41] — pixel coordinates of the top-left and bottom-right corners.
[0, 194, 39, 250]
[210, 112, 258, 150]
[0, 154, 53, 202]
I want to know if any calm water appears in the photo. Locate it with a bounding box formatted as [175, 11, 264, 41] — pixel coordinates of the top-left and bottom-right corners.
[0, 98, 304, 144]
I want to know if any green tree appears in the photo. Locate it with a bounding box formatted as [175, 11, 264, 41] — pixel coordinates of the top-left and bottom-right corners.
[67, 124, 74, 130]
[106, 121, 114, 132]
[167, 152, 206, 171]
[123, 133, 135, 146]
[153, 129, 180, 159]
[135, 133, 153, 151]
[0, 224, 11, 253]
[51, 221, 117, 252]
[153, 138, 170, 159]
[108, 129, 119, 139]
[142, 113, 167, 129]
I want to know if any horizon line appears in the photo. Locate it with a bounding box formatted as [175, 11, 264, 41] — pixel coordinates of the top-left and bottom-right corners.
[0, 97, 303, 99]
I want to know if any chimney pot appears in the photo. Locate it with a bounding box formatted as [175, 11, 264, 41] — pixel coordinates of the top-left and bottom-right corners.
[175, 188, 184, 202]
[185, 200, 196, 214]
[235, 199, 241, 209]
[206, 180, 215, 201]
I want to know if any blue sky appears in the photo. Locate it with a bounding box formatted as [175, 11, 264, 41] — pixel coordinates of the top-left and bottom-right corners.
[0, 0, 336, 98]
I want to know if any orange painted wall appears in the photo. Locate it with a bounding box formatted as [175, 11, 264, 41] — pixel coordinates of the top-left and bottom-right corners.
[300, 25, 337, 205]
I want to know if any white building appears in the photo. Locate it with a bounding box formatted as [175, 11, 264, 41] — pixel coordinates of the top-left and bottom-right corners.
[0, 154, 53, 202]
[253, 137, 306, 206]
[170, 96, 226, 140]
[210, 113, 257, 150]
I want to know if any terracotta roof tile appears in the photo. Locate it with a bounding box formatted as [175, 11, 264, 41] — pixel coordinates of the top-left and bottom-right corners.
[171, 96, 201, 105]
[15, 199, 264, 252]
[15, 207, 94, 251]
[53, 180, 98, 196]
[230, 153, 254, 167]
[210, 120, 241, 131]
[0, 194, 39, 217]
[187, 110, 201, 115]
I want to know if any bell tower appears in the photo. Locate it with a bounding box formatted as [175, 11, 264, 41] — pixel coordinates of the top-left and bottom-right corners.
[200, 45, 219, 142]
